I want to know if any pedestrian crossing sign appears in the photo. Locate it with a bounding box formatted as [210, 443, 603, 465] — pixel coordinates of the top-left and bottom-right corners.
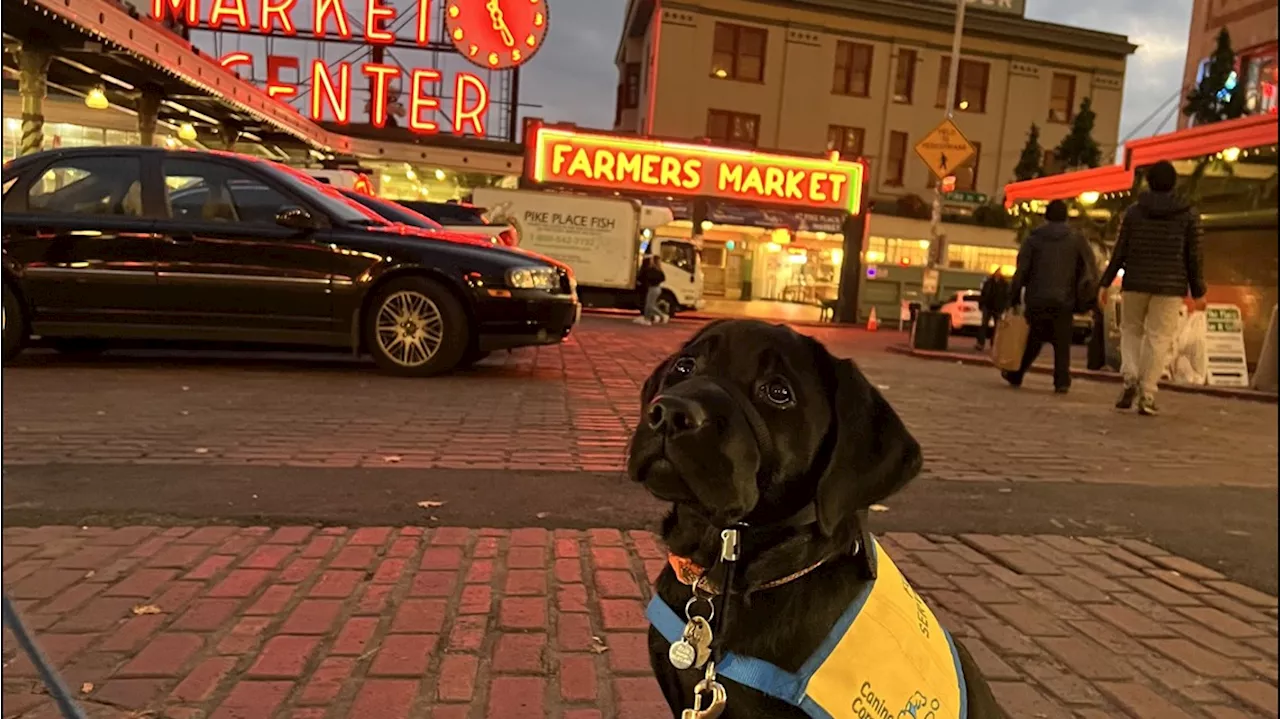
[915, 119, 976, 181]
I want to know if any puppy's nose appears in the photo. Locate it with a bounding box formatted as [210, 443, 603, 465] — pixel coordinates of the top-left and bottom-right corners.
[647, 396, 707, 436]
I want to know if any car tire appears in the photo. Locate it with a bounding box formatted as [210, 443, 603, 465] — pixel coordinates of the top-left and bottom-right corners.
[3, 284, 27, 362]
[657, 290, 679, 319]
[365, 276, 469, 377]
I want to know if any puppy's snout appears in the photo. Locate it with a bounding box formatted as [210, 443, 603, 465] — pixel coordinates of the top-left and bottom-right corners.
[647, 396, 707, 436]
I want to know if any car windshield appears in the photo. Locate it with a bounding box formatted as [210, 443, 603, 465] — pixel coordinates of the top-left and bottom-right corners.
[262, 162, 390, 226]
[339, 190, 443, 229]
[398, 200, 489, 226]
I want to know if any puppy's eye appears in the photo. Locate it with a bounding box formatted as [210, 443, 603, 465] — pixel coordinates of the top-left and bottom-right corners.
[760, 379, 794, 406]
[670, 357, 697, 376]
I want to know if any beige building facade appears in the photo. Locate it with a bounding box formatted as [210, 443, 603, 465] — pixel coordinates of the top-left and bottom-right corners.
[614, 0, 1134, 203]
[1179, 0, 1278, 128]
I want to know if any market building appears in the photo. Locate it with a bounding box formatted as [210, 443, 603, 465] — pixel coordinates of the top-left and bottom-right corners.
[612, 0, 1135, 319]
[1179, 0, 1278, 128]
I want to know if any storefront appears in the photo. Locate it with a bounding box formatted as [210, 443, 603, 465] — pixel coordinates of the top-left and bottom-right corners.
[521, 121, 868, 319]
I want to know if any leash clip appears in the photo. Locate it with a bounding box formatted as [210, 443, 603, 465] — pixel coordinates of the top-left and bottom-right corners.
[719, 528, 740, 563]
[680, 662, 727, 719]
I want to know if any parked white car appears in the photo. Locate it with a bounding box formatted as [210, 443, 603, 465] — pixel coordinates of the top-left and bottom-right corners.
[938, 291, 984, 333]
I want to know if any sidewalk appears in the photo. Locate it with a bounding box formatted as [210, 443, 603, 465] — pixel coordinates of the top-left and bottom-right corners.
[3, 526, 1276, 719]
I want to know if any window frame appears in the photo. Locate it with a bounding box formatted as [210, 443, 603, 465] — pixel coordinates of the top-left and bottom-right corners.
[710, 23, 768, 83]
[1048, 73, 1076, 124]
[623, 62, 642, 110]
[826, 125, 866, 157]
[706, 109, 761, 147]
[893, 48, 917, 104]
[885, 131, 909, 187]
[936, 57, 990, 113]
[832, 41, 874, 97]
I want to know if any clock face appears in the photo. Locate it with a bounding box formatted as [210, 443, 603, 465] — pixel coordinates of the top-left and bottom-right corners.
[446, 0, 550, 71]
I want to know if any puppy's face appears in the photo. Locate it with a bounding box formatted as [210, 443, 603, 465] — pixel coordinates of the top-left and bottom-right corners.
[627, 320, 833, 527]
[628, 320, 922, 536]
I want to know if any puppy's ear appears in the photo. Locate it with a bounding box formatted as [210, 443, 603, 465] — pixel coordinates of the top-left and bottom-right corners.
[814, 354, 923, 538]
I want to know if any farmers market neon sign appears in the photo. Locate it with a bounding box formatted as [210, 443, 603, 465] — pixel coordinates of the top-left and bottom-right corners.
[527, 126, 865, 213]
[150, 0, 548, 137]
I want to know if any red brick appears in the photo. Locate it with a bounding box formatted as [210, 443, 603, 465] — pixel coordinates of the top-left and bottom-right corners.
[49, 545, 119, 570]
[300, 536, 337, 558]
[1145, 638, 1246, 678]
[173, 598, 241, 631]
[1178, 606, 1267, 638]
[614, 676, 667, 704]
[449, 615, 488, 652]
[1150, 554, 1227, 580]
[372, 557, 408, 584]
[4, 634, 94, 676]
[961, 638, 1021, 682]
[10, 569, 86, 599]
[596, 570, 642, 599]
[645, 559, 665, 584]
[308, 570, 363, 598]
[36, 582, 101, 615]
[600, 599, 647, 631]
[988, 681, 1071, 719]
[605, 632, 651, 673]
[970, 618, 1042, 656]
[511, 528, 550, 546]
[187, 554, 234, 581]
[1087, 602, 1177, 638]
[437, 654, 479, 701]
[1122, 577, 1202, 607]
[493, 633, 548, 673]
[433, 707, 470, 719]
[356, 583, 395, 614]
[280, 558, 322, 584]
[1206, 580, 1279, 608]
[500, 597, 548, 629]
[555, 538, 580, 559]
[1219, 680, 1280, 716]
[559, 655, 598, 701]
[411, 570, 458, 597]
[1202, 594, 1274, 625]
[268, 527, 314, 544]
[173, 656, 237, 702]
[247, 584, 295, 615]
[217, 533, 260, 556]
[180, 527, 237, 545]
[505, 569, 548, 596]
[558, 584, 588, 613]
[240, 544, 294, 570]
[1171, 623, 1263, 659]
[248, 635, 321, 678]
[330, 545, 377, 569]
[590, 547, 629, 570]
[558, 613, 594, 651]
[387, 536, 420, 558]
[299, 656, 355, 705]
[486, 676, 546, 718]
[473, 536, 499, 558]
[351, 678, 419, 717]
[430, 527, 471, 546]
[508, 546, 548, 569]
[211, 680, 294, 719]
[332, 616, 380, 655]
[1038, 636, 1134, 680]
[145, 543, 210, 570]
[370, 633, 438, 676]
[422, 547, 464, 570]
[350, 527, 391, 545]
[555, 558, 583, 583]
[128, 536, 174, 559]
[92, 678, 171, 710]
[119, 633, 204, 677]
[391, 598, 447, 633]
[461, 584, 493, 615]
[1096, 681, 1196, 719]
[588, 528, 624, 546]
[208, 569, 272, 598]
[100, 614, 166, 652]
[217, 616, 273, 655]
[466, 559, 494, 583]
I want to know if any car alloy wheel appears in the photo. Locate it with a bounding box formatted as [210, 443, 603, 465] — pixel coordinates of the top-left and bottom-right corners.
[374, 290, 445, 368]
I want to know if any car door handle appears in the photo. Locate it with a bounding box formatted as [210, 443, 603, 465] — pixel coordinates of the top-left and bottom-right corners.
[165, 232, 196, 244]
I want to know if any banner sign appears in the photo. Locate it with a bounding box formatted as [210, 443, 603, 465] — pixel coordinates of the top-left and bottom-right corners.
[1205, 303, 1251, 387]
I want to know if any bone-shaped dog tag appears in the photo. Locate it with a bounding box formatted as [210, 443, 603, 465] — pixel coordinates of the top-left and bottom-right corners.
[687, 616, 714, 668]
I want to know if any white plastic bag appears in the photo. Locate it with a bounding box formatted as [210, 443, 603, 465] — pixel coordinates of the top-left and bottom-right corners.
[1167, 309, 1209, 386]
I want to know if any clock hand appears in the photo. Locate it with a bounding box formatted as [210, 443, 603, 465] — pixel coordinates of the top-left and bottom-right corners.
[485, 0, 517, 46]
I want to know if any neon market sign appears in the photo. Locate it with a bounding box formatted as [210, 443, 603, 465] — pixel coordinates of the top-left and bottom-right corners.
[152, 0, 551, 137]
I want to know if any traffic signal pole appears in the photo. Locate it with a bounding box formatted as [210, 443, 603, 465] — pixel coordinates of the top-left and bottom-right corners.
[927, 0, 966, 299]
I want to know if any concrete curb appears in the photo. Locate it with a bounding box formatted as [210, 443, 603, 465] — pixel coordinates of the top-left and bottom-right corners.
[885, 344, 1279, 404]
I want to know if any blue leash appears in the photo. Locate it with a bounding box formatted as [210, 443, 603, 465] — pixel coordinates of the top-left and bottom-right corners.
[2, 593, 89, 719]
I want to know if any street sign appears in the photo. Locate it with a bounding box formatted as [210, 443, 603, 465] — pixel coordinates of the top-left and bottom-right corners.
[915, 119, 976, 181]
[943, 190, 988, 205]
[1204, 304, 1250, 388]
[921, 268, 940, 295]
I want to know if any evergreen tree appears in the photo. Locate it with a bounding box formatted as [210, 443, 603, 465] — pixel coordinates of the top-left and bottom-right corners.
[1183, 28, 1246, 126]
[1013, 123, 1044, 181]
[1054, 97, 1102, 170]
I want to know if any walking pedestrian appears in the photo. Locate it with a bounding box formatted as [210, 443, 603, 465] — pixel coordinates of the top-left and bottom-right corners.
[976, 268, 1011, 350]
[1002, 199, 1097, 394]
[1097, 160, 1206, 416]
[634, 255, 668, 326]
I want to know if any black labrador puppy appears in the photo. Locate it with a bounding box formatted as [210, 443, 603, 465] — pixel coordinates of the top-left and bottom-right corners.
[628, 319, 1005, 719]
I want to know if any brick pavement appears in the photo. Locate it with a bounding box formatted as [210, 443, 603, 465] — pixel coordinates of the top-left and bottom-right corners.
[2, 525, 1277, 719]
[3, 317, 1276, 488]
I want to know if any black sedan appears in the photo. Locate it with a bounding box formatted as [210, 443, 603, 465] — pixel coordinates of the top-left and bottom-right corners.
[1, 147, 579, 376]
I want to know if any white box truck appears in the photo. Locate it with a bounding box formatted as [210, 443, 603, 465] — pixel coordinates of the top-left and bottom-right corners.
[471, 188, 704, 316]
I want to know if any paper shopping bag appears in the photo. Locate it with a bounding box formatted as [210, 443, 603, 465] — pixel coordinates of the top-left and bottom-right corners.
[992, 309, 1029, 371]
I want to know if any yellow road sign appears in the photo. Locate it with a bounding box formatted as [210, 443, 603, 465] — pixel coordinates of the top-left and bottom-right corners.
[914, 118, 976, 181]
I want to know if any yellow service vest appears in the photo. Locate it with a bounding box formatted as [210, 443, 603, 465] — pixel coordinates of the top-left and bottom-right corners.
[647, 537, 967, 719]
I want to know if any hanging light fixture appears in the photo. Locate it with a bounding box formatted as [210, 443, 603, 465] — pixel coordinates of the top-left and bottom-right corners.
[178, 122, 197, 141]
[85, 86, 109, 110]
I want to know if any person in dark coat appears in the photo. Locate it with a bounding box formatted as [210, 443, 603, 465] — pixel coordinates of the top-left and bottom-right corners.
[635, 255, 668, 325]
[1097, 160, 1206, 416]
[976, 269, 1011, 350]
[1003, 199, 1097, 393]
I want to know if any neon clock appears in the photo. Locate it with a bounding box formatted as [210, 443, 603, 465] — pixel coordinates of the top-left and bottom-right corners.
[446, 0, 550, 70]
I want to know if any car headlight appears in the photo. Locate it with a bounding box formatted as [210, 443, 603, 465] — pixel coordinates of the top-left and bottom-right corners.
[506, 266, 559, 290]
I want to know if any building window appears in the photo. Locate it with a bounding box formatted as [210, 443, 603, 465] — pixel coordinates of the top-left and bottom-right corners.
[833, 41, 874, 97]
[885, 131, 908, 187]
[706, 109, 760, 147]
[1049, 73, 1075, 123]
[826, 125, 865, 157]
[937, 57, 990, 113]
[893, 49, 917, 104]
[711, 23, 767, 82]
[622, 63, 641, 109]
[959, 141, 980, 191]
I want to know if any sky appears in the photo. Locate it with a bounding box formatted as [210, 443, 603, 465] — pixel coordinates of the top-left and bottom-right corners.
[518, 0, 1196, 147]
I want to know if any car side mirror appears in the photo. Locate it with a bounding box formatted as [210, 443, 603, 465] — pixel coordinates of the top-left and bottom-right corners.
[276, 206, 316, 232]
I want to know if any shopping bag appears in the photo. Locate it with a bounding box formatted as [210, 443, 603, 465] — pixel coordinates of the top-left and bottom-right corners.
[1168, 309, 1209, 385]
[992, 308, 1029, 371]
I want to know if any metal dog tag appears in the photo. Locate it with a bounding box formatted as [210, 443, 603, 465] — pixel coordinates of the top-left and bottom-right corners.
[687, 616, 714, 668]
[668, 639, 697, 670]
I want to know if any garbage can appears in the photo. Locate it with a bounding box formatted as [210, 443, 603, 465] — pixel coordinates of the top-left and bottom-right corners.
[912, 311, 951, 351]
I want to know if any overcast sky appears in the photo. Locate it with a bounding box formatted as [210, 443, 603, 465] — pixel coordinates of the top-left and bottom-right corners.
[519, 0, 1195, 147]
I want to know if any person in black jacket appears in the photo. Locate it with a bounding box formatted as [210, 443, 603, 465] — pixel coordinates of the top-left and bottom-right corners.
[976, 269, 1011, 350]
[635, 255, 668, 326]
[1003, 199, 1097, 393]
[1097, 160, 1206, 416]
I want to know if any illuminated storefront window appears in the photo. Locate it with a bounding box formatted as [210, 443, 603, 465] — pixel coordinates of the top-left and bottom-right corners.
[367, 161, 518, 202]
[2, 120, 146, 162]
[863, 236, 1016, 273]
